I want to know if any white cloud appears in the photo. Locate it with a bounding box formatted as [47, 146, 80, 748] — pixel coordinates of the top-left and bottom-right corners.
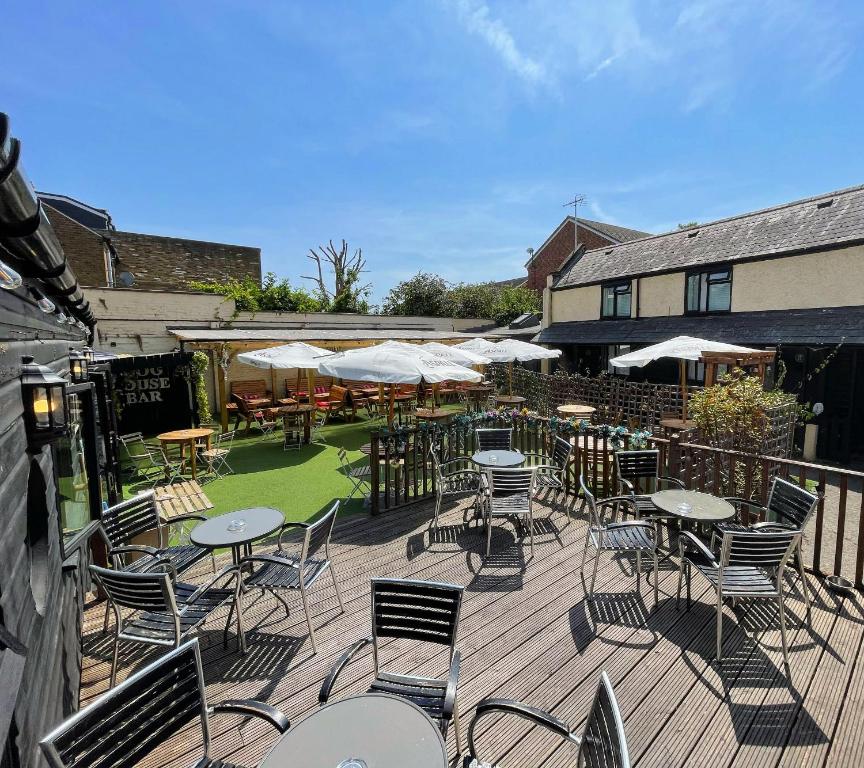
[448, 0, 548, 86]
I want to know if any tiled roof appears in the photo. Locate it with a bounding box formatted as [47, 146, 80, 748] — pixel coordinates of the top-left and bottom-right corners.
[535, 305, 864, 346]
[490, 276, 527, 288]
[576, 217, 650, 243]
[555, 185, 864, 289]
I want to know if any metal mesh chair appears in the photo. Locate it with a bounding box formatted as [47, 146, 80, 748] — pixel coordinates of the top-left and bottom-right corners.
[677, 527, 802, 668]
[525, 435, 573, 518]
[39, 640, 288, 768]
[614, 449, 684, 520]
[197, 430, 235, 479]
[579, 476, 658, 608]
[475, 428, 513, 451]
[337, 447, 372, 500]
[465, 671, 629, 768]
[238, 501, 344, 653]
[430, 449, 484, 530]
[320, 578, 465, 752]
[90, 564, 244, 687]
[484, 467, 537, 559]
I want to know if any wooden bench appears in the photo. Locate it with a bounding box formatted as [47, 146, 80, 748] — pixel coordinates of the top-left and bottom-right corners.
[231, 379, 271, 407]
[315, 384, 359, 421]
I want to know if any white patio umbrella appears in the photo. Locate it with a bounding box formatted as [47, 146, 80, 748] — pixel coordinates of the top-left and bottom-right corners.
[609, 335, 761, 420]
[236, 342, 334, 404]
[456, 338, 561, 394]
[419, 341, 492, 366]
[318, 341, 481, 425]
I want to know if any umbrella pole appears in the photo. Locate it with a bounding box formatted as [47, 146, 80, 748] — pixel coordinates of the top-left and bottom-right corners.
[295, 369, 301, 401]
[388, 386, 396, 427]
[270, 367, 277, 405]
[508, 361, 513, 396]
[679, 359, 689, 421]
[307, 369, 315, 405]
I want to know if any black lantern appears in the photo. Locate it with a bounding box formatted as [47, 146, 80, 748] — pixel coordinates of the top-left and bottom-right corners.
[69, 348, 88, 383]
[20, 356, 68, 448]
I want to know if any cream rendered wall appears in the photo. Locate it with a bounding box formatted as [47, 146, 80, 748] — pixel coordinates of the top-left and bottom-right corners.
[549, 285, 602, 322]
[637, 273, 686, 317]
[732, 246, 864, 311]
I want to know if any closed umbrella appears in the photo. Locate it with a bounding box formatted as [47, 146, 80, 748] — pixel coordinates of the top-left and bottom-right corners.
[318, 341, 481, 425]
[236, 342, 334, 404]
[609, 335, 761, 420]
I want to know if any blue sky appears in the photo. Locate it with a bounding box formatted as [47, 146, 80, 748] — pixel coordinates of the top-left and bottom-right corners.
[4, 1, 864, 302]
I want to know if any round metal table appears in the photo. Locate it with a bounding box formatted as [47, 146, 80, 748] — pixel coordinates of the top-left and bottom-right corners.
[259, 693, 447, 768]
[190, 507, 284, 564]
[650, 490, 736, 522]
[472, 449, 526, 468]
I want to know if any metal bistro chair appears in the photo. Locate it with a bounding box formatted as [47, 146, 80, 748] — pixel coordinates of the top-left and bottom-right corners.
[579, 476, 659, 608]
[475, 427, 513, 452]
[525, 435, 573, 518]
[252, 408, 279, 440]
[197, 429, 235, 479]
[282, 411, 303, 452]
[98, 490, 215, 632]
[39, 640, 288, 768]
[118, 432, 170, 486]
[484, 467, 537, 559]
[90, 563, 245, 687]
[677, 528, 803, 668]
[337, 447, 372, 501]
[430, 449, 484, 530]
[238, 501, 345, 653]
[320, 578, 465, 752]
[465, 671, 630, 768]
[311, 407, 328, 443]
[716, 477, 818, 616]
[614, 449, 685, 520]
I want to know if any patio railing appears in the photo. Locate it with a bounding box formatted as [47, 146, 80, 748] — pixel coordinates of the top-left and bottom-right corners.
[367, 422, 864, 588]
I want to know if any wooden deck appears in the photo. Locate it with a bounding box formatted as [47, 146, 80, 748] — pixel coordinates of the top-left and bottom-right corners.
[80, 495, 864, 768]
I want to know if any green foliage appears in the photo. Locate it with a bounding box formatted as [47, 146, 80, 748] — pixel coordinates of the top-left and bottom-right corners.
[191, 351, 212, 424]
[189, 273, 323, 313]
[677, 221, 700, 230]
[688, 369, 801, 454]
[382, 272, 540, 326]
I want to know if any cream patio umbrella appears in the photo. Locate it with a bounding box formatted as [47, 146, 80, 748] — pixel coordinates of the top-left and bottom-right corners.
[419, 342, 492, 406]
[455, 337, 561, 394]
[317, 340, 481, 425]
[236, 342, 334, 404]
[608, 335, 761, 420]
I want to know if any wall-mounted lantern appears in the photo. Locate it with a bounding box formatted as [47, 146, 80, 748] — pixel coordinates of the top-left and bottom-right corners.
[82, 346, 96, 365]
[0, 259, 22, 290]
[20, 356, 68, 449]
[68, 348, 88, 384]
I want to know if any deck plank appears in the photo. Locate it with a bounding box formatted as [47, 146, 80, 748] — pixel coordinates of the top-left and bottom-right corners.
[78, 495, 864, 768]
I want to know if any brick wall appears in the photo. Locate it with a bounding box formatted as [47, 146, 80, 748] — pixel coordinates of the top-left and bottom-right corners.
[43, 204, 107, 287]
[526, 220, 614, 292]
[101, 230, 261, 290]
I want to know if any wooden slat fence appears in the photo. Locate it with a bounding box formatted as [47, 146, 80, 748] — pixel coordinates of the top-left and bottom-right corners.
[368, 422, 863, 588]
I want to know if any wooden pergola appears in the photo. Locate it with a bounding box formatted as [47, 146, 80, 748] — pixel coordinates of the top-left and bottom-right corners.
[701, 349, 776, 387]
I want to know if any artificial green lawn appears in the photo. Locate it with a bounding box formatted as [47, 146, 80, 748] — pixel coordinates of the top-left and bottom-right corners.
[124, 416, 379, 525]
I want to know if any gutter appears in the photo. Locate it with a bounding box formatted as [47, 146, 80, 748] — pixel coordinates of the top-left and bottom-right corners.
[0, 113, 95, 331]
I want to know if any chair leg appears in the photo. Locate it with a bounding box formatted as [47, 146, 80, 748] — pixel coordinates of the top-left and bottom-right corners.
[777, 593, 790, 669]
[300, 584, 317, 653]
[527, 511, 534, 559]
[589, 548, 600, 600]
[235, 588, 247, 654]
[686, 562, 692, 611]
[636, 550, 642, 585]
[433, 494, 442, 530]
[485, 514, 492, 559]
[103, 601, 111, 633]
[453, 696, 463, 755]
[716, 591, 724, 662]
[653, 549, 659, 610]
[579, 534, 590, 575]
[109, 632, 120, 688]
[330, 563, 345, 613]
[797, 548, 812, 626]
[676, 560, 684, 610]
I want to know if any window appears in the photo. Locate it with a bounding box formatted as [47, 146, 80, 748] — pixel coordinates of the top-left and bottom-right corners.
[686, 268, 731, 313]
[601, 280, 632, 319]
[607, 345, 631, 375]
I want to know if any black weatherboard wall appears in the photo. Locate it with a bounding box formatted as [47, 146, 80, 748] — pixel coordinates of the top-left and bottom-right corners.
[0, 113, 100, 768]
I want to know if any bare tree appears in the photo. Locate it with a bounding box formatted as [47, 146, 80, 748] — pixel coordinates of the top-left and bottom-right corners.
[302, 239, 371, 312]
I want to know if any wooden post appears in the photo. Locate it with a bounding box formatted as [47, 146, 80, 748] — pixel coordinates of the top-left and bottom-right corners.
[307, 369, 315, 404]
[668, 430, 682, 483]
[370, 431, 380, 515]
[679, 359, 688, 421]
[217, 360, 229, 434]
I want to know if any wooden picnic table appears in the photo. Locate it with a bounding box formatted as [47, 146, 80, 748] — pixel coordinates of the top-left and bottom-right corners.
[154, 480, 213, 520]
[157, 428, 214, 480]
